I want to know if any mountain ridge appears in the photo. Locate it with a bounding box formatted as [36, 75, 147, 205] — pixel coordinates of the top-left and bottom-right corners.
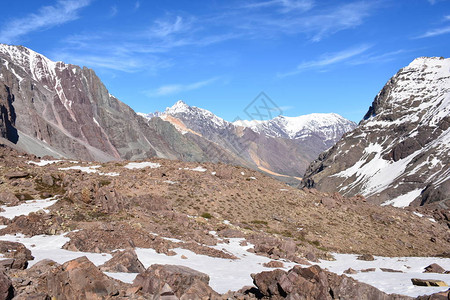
[303, 56, 450, 207]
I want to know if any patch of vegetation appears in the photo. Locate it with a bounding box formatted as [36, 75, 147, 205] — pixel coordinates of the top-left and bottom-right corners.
[250, 220, 268, 226]
[72, 211, 86, 222]
[201, 212, 213, 219]
[35, 178, 65, 197]
[15, 193, 34, 201]
[98, 179, 111, 187]
[87, 209, 108, 220]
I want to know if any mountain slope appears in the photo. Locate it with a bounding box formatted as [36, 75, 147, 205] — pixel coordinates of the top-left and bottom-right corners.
[303, 57, 450, 207]
[0, 44, 249, 163]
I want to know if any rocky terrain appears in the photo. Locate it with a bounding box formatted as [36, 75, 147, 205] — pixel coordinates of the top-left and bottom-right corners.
[304, 57, 450, 208]
[0, 144, 448, 298]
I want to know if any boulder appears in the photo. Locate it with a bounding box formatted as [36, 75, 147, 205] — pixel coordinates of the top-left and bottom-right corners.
[5, 172, 29, 180]
[380, 268, 403, 273]
[357, 254, 375, 261]
[252, 265, 412, 300]
[0, 192, 19, 206]
[411, 278, 448, 287]
[343, 268, 357, 274]
[263, 260, 284, 268]
[133, 264, 218, 299]
[99, 249, 145, 273]
[424, 263, 446, 274]
[416, 289, 450, 300]
[0, 241, 34, 270]
[94, 187, 129, 213]
[321, 197, 337, 208]
[46, 256, 125, 299]
[0, 271, 13, 300]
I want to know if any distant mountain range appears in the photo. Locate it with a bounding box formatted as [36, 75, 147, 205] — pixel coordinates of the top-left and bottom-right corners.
[0, 44, 355, 180]
[139, 101, 356, 179]
[304, 57, 450, 208]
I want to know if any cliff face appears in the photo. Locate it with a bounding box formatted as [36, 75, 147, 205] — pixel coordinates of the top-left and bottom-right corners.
[303, 57, 450, 207]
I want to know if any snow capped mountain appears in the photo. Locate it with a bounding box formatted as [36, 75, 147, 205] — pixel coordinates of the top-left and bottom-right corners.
[304, 57, 450, 208]
[234, 113, 356, 145]
[138, 101, 356, 179]
[0, 44, 231, 162]
[140, 100, 231, 135]
[142, 101, 356, 147]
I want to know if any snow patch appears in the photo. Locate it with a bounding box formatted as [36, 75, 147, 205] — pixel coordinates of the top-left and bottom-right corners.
[124, 162, 161, 169]
[0, 197, 58, 219]
[27, 160, 62, 166]
[381, 189, 423, 208]
[318, 253, 450, 297]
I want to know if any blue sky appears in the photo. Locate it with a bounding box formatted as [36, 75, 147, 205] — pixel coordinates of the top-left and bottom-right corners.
[0, 0, 449, 122]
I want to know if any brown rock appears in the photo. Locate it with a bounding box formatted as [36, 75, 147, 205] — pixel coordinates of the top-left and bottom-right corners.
[46, 256, 125, 299]
[305, 252, 318, 262]
[321, 197, 337, 208]
[415, 288, 450, 300]
[251, 269, 286, 297]
[0, 192, 19, 206]
[0, 241, 34, 270]
[344, 268, 358, 274]
[263, 260, 284, 268]
[293, 257, 311, 265]
[99, 249, 145, 273]
[424, 263, 446, 274]
[40, 174, 54, 186]
[357, 254, 375, 261]
[361, 268, 376, 273]
[411, 278, 448, 287]
[94, 187, 128, 213]
[5, 172, 29, 180]
[0, 271, 13, 300]
[133, 264, 216, 299]
[380, 268, 403, 273]
[252, 264, 412, 299]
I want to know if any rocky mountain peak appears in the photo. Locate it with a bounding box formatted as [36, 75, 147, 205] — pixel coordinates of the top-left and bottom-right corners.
[166, 100, 190, 114]
[303, 56, 450, 208]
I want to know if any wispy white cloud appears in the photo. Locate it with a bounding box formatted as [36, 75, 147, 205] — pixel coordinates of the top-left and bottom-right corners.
[415, 25, 450, 38]
[350, 49, 408, 65]
[145, 77, 220, 97]
[109, 5, 118, 18]
[305, 2, 374, 41]
[134, 1, 141, 10]
[150, 16, 190, 37]
[232, 1, 376, 42]
[279, 44, 372, 77]
[243, 0, 315, 13]
[0, 0, 91, 44]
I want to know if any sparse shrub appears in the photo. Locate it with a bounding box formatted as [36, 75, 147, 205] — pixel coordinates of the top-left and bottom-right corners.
[201, 212, 212, 219]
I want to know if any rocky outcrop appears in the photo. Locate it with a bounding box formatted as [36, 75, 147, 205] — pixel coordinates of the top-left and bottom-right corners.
[0, 271, 13, 300]
[99, 249, 145, 273]
[0, 241, 34, 270]
[251, 265, 412, 299]
[133, 264, 219, 299]
[46, 256, 128, 299]
[0, 84, 17, 144]
[303, 57, 450, 207]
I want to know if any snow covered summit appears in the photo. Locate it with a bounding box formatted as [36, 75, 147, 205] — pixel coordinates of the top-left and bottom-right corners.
[304, 57, 450, 208]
